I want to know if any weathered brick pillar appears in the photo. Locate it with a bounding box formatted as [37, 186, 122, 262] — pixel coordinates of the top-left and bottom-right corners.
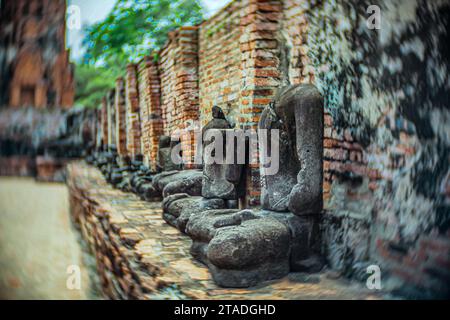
[115, 77, 127, 158]
[147, 62, 164, 172]
[137, 58, 151, 166]
[281, 0, 312, 85]
[125, 64, 142, 160]
[107, 89, 116, 150]
[239, 0, 283, 206]
[137, 56, 164, 170]
[100, 96, 108, 150]
[177, 27, 200, 168]
[95, 108, 102, 151]
[159, 26, 200, 169]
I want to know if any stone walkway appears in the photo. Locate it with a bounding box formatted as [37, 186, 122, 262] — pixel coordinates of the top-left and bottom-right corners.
[68, 161, 386, 300]
[0, 177, 99, 299]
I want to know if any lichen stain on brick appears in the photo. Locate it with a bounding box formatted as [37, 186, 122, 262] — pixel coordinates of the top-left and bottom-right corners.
[305, 0, 450, 296]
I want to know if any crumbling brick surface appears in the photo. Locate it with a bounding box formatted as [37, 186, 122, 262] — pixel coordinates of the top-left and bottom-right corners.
[304, 0, 450, 298]
[107, 90, 116, 150]
[157, 27, 200, 167]
[114, 78, 127, 157]
[137, 57, 164, 170]
[100, 97, 109, 149]
[0, 0, 74, 108]
[159, 27, 200, 136]
[198, 0, 245, 127]
[125, 64, 142, 159]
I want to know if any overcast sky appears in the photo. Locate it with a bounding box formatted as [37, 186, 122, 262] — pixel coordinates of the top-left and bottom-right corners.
[67, 0, 229, 62]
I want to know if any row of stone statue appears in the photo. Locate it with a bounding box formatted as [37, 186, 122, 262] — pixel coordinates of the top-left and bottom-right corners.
[87, 84, 325, 287]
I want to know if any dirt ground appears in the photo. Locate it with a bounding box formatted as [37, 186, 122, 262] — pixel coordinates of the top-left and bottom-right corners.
[0, 177, 99, 300]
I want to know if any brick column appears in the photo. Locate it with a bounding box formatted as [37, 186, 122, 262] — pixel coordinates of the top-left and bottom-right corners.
[159, 26, 200, 169]
[115, 77, 127, 158]
[239, 0, 283, 206]
[137, 58, 151, 167]
[147, 61, 164, 172]
[107, 89, 116, 150]
[125, 64, 142, 160]
[177, 27, 200, 168]
[100, 96, 108, 150]
[94, 108, 102, 151]
[138, 56, 164, 170]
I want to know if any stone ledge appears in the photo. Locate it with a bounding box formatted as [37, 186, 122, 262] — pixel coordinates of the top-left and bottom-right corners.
[67, 161, 382, 300]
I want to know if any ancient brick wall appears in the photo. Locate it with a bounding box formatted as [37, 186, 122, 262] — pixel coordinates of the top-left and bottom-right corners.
[125, 64, 142, 159]
[240, 0, 287, 206]
[0, 0, 74, 109]
[100, 97, 108, 150]
[0, 1, 88, 181]
[198, 0, 245, 127]
[137, 57, 164, 170]
[137, 59, 152, 166]
[114, 78, 127, 158]
[158, 37, 177, 136]
[302, 0, 450, 298]
[158, 27, 200, 136]
[107, 90, 116, 150]
[158, 27, 200, 167]
[281, 0, 312, 84]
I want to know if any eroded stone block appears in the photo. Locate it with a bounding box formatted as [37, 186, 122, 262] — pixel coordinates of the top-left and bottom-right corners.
[162, 194, 226, 232]
[185, 209, 291, 287]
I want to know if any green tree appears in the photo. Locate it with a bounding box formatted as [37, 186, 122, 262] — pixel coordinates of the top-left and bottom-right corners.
[75, 0, 204, 108]
[81, 0, 204, 68]
[74, 64, 117, 108]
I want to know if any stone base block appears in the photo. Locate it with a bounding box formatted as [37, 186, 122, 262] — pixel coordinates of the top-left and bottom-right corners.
[184, 209, 324, 287]
[153, 170, 203, 196]
[163, 194, 226, 232]
[186, 209, 291, 287]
